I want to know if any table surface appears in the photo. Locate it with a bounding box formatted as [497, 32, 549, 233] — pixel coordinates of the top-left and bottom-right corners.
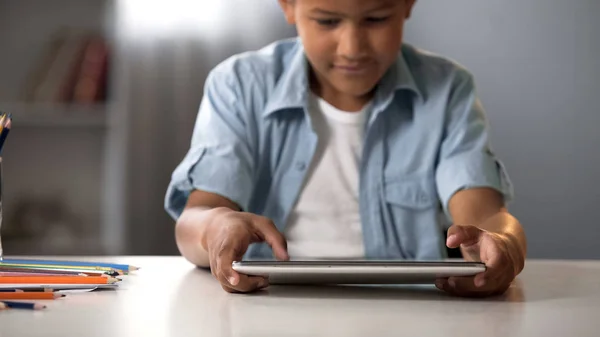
[1, 256, 600, 337]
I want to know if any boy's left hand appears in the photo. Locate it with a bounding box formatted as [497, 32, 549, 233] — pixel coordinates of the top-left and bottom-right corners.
[435, 224, 525, 297]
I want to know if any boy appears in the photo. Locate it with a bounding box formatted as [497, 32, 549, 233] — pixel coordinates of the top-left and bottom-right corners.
[165, 0, 527, 297]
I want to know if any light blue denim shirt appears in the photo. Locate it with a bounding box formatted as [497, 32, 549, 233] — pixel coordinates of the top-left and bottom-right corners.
[164, 37, 513, 260]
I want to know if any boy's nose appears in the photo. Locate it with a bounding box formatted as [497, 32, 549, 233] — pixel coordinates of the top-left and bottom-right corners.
[337, 26, 368, 60]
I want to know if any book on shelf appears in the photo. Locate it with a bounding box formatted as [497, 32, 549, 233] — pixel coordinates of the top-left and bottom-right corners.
[22, 28, 111, 106]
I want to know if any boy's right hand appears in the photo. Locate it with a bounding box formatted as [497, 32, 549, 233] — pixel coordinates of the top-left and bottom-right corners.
[203, 209, 289, 293]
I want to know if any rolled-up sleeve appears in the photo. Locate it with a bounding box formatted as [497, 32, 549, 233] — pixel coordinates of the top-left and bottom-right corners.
[435, 69, 513, 218]
[164, 67, 255, 220]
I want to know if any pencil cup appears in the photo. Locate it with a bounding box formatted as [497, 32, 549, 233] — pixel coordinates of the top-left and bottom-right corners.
[0, 156, 3, 261]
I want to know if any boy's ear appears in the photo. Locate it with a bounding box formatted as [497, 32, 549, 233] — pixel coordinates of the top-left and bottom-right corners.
[278, 0, 297, 25]
[404, 0, 417, 19]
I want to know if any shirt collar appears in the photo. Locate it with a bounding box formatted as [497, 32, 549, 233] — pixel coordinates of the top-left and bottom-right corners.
[378, 45, 424, 104]
[263, 41, 423, 118]
[263, 40, 309, 117]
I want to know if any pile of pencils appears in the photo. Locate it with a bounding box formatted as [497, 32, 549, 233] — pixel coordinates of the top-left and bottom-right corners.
[0, 258, 139, 311]
[0, 112, 138, 311]
[0, 111, 11, 154]
[0, 111, 13, 260]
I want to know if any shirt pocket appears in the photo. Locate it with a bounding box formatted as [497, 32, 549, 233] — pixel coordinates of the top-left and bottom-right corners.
[381, 175, 441, 258]
[384, 175, 438, 210]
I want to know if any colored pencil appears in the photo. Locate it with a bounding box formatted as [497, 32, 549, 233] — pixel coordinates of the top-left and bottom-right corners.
[0, 283, 118, 290]
[0, 262, 122, 274]
[0, 288, 53, 293]
[0, 265, 120, 276]
[0, 276, 119, 284]
[0, 259, 139, 272]
[0, 114, 11, 154]
[0, 292, 63, 300]
[0, 113, 7, 130]
[0, 266, 104, 276]
[0, 271, 89, 277]
[0, 261, 116, 271]
[1, 301, 46, 310]
[0, 266, 123, 277]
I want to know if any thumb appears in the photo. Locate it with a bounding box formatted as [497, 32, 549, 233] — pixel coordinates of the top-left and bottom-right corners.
[446, 224, 483, 248]
[216, 240, 243, 286]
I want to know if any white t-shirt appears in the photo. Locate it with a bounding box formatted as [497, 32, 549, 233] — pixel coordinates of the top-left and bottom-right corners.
[283, 93, 371, 259]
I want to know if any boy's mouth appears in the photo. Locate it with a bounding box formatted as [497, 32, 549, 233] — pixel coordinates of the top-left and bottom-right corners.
[334, 63, 371, 75]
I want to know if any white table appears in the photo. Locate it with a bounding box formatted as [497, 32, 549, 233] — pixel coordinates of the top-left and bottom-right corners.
[1, 256, 599, 337]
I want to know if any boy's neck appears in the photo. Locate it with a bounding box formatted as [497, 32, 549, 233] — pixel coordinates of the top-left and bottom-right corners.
[309, 70, 374, 112]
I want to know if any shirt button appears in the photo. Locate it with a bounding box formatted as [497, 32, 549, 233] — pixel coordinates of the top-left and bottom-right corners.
[295, 162, 307, 171]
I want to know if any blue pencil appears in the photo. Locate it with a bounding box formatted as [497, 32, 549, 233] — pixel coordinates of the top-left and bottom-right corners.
[1, 259, 139, 272]
[1, 301, 46, 310]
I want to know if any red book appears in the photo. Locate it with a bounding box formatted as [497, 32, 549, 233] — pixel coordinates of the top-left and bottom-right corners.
[72, 35, 110, 103]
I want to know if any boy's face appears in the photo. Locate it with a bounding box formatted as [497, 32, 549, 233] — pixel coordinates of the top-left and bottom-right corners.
[279, 0, 416, 109]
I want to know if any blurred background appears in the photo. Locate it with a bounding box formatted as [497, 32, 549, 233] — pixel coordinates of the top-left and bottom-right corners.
[0, 0, 597, 259]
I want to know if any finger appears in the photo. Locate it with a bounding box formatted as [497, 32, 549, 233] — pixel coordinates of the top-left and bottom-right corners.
[209, 249, 218, 279]
[221, 275, 268, 293]
[237, 274, 269, 292]
[208, 242, 222, 280]
[445, 276, 496, 298]
[446, 224, 483, 248]
[253, 217, 289, 261]
[479, 235, 512, 283]
[435, 278, 448, 291]
[448, 276, 477, 293]
[221, 284, 237, 293]
[474, 272, 487, 288]
[437, 277, 475, 297]
[215, 239, 270, 293]
[215, 241, 242, 286]
[476, 264, 513, 290]
[439, 277, 465, 296]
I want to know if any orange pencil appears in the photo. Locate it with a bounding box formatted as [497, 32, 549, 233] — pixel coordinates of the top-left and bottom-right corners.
[0, 276, 119, 284]
[0, 292, 64, 300]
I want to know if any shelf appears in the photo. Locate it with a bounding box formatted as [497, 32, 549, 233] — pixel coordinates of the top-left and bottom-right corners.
[1, 236, 105, 256]
[0, 102, 108, 128]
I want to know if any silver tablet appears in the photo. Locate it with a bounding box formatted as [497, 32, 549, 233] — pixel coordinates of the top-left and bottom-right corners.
[231, 260, 486, 285]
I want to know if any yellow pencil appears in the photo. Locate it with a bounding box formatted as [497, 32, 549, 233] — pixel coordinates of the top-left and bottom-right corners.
[0, 113, 6, 133]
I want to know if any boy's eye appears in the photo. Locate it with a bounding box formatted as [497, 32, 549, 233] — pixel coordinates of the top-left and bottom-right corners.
[365, 16, 390, 24]
[315, 18, 341, 27]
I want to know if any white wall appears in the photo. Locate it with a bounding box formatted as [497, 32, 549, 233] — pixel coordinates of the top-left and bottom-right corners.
[404, 0, 600, 259]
